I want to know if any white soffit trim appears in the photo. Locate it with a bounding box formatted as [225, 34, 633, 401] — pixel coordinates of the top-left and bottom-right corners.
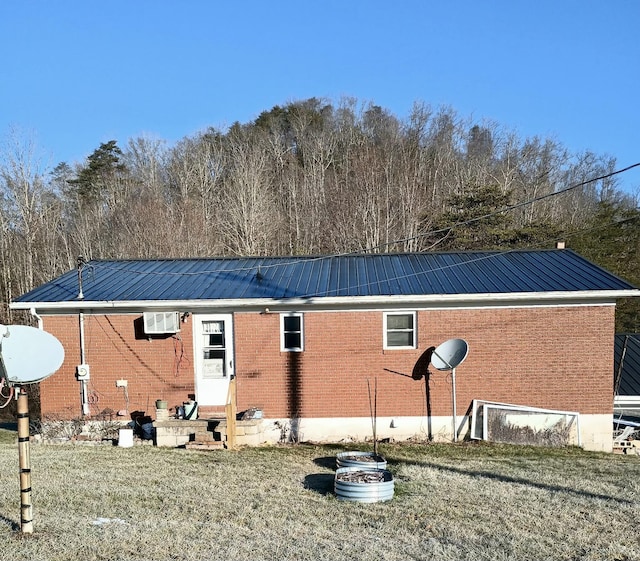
[9, 289, 639, 313]
[615, 396, 640, 405]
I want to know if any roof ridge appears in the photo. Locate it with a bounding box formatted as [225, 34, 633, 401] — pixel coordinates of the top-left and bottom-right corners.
[85, 248, 566, 264]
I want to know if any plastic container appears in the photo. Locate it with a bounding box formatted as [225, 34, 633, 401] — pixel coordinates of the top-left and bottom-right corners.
[118, 428, 134, 448]
[184, 401, 198, 419]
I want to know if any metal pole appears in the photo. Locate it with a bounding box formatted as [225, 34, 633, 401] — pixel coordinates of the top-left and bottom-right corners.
[17, 387, 33, 534]
[452, 368, 457, 443]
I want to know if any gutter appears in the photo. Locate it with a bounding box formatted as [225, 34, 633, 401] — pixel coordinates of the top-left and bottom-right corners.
[9, 289, 640, 314]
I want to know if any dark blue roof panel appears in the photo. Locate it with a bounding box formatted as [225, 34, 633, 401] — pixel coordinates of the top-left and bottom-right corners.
[615, 334, 640, 396]
[12, 250, 637, 304]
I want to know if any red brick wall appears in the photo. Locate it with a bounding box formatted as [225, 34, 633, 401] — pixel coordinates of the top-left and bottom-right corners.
[40, 314, 195, 418]
[234, 305, 615, 418]
[40, 305, 615, 420]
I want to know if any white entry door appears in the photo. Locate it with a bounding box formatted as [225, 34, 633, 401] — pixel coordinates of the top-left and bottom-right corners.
[193, 314, 235, 406]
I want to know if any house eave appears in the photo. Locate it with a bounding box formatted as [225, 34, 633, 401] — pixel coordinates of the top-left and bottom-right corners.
[10, 289, 640, 314]
[615, 395, 640, 402]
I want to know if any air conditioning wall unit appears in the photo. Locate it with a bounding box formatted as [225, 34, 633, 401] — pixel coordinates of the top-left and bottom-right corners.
[143, 311, 180, 334]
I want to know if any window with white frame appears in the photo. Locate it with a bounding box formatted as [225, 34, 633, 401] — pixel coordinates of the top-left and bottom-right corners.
[384, 312, 416, 349]
[281, 313, 304, 352]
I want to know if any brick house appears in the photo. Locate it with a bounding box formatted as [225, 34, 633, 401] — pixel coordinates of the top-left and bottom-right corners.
[10, 250, 639, 451]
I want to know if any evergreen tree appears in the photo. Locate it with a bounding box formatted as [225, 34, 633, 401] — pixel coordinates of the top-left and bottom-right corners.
[570, 200, 640, 331]
[68, 140, 127, 204]
[427, 184, 516, 250]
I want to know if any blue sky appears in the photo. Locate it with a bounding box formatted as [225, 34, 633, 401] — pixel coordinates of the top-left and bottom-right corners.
[1, 1, 639, 193]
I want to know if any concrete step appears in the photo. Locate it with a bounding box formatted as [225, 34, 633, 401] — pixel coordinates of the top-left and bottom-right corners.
[185, 441, 226, 451]
[193, 433, 220, 443]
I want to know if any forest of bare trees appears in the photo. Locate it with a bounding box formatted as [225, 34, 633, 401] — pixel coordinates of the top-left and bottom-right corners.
[1, 97, 639, 328]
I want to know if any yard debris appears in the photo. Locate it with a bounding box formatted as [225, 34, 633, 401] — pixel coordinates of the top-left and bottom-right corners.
[335, 469, 389, 483]
[613, 421, 640, 454]
[613, 438, 640, 455]
[92, 517, 127, 526]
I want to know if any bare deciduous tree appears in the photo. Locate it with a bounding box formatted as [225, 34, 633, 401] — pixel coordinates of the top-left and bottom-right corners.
[0, 97, 633, 325]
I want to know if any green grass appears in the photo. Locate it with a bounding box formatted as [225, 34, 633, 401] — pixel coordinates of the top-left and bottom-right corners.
[0, 428, 16, 444]
[0, 440, 638, 560]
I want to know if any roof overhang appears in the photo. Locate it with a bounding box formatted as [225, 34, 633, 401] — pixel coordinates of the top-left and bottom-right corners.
[615, 396, 640, 405]
[10, 289, 640, 314]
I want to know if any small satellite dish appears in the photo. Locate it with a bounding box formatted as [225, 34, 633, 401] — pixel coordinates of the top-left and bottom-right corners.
[431, 338, 469, 371]
[0, 325, 65, 385]
[431, 338, 469, 443]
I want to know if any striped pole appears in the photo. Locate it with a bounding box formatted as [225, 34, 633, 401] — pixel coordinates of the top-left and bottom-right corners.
[17, 387, 33, 534]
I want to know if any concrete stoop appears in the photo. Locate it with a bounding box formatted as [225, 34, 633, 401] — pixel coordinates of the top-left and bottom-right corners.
[153, 415, 265, 448]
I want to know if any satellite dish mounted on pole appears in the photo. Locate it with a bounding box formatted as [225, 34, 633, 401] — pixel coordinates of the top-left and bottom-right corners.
[431, 338, 469, 443]
[0, 324, 65, 385]
[0, 324, 65, 534]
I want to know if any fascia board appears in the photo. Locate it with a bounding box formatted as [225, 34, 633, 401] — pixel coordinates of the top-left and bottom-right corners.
[10, 289, 640, 313]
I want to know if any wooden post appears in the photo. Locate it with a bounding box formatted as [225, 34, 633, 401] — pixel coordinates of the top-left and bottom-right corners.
[17, 387, 33, 534]
[225, 377, 237, 449]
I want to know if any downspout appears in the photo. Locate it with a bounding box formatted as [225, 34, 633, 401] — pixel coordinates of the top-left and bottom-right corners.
[79, 312, 89, 416]
[30, 306, 91, 417]
[76, 257, 90, 416]
[31, 306, 90, 416]
[29, 308, 43, 329]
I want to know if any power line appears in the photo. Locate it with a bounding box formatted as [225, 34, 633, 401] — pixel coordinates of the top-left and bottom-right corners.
[366, 161, 640, 253]
[91, 161, 640, 279]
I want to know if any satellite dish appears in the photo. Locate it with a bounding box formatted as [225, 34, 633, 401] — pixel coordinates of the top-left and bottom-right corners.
[431, 338, 469, 371]
[430, 338, 469, 443]
[0, 325, 65, 385]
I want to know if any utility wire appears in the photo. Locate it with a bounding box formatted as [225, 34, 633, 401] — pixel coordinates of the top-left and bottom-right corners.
[89, 161, 640, 279]
[365, 161, 640, 254]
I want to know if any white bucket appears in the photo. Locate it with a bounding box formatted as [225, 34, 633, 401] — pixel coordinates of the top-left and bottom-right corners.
[184, 401, 198, 419]
[118, 428, 134, 448]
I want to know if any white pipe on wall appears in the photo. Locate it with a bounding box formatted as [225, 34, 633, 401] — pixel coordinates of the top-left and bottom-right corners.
[79, 313, 89, 415]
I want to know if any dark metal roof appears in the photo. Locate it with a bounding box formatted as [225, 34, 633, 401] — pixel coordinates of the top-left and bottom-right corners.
[12, 249, 637, 305]
[615, 334, 640, 396]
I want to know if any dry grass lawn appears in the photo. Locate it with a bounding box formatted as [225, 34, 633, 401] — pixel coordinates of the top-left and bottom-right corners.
[0, 431, 639, 561]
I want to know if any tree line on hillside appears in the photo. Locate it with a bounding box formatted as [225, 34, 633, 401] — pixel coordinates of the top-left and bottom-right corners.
[1, 97, 639, 329]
